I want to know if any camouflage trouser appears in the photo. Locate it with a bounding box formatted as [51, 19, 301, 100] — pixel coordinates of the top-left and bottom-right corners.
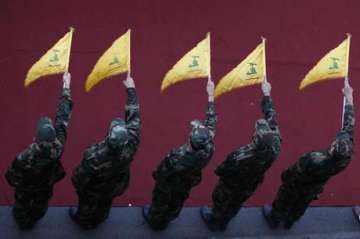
[74, 190, 114, 228]
[13, 187, 53, 228]
[147, 181, 191, 227]
[71, 171, 130, 229]
[212, 180, 255, 226]
[271, 182, 322, 223]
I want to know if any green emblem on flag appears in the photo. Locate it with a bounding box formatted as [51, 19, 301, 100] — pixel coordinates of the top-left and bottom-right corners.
[49, 49, 60, 63]
[189, 56, 200, 68]
[246, 62, 257, 75]
[329, 57, 340, 70]
[109, 56, 120, 66]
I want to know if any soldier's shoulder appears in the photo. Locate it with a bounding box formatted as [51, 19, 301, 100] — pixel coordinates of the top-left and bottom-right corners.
[308, 150, 327, 157]
[233, 144, 255, 161]
[194, 149, 209, 159]
[88, 141, 105, 151]
[84, 141, 104, 158]
[17, 143, 37, 161]
[163, 145, 188, 162]
[193, 144, 213, 160]
[173, 145, 187, 155]
[303, 151, 328, 164]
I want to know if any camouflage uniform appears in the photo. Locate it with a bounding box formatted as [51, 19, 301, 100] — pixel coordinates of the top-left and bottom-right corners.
[71, 88, 140, 228]
[146, 102, 217, 228]
[270, 103, 355, 225]
[5, 88, 73, 228]
[211, 96, 281, 227]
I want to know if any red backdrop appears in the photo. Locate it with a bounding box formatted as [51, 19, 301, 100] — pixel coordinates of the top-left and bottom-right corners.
[1, 0, 360, 206]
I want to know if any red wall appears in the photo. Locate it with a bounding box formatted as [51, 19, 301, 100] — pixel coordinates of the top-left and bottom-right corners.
[1, 0, 360, 206]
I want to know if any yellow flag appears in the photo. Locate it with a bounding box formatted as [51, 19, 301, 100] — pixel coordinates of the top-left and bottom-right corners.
[299, 34, 351, 90]
[24, 28, 74, 87]
[214, 38, 266, 98]
[161, 33, 210, 91]
[85, 29, 131, 92]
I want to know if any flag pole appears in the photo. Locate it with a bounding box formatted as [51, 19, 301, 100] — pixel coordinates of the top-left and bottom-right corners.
[65, 27, 74, 73]
[261, 37, 267, 83]
[345, 33, 351, 83]
[128, 29, 131, 78]
[207, 32, 211, 82]
[341, 33, 351, 128]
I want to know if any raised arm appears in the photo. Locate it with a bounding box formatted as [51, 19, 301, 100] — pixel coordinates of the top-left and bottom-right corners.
[204, 78, 217, 137]
[342, 80, 355, 136]
[123, 74, 141, 149]
[261, 80, 278, 129]
[54, 72, 73, 145]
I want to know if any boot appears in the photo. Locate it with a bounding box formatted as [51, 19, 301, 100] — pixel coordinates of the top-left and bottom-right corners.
[200, 206, 222, 232]
[142, 205, 168, 231]
[68, 207, 77, 223]
[68, 207, 96, 230]
[284, 220, 295, 229]
[262, 205, 280, 229]
[13, 208, 36, 230]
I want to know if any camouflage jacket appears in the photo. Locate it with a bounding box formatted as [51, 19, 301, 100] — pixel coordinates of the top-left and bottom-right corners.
[215, 96, 281, 186]
[281, 103, 355, 190]
[5, 89, 73, 189]
[72, 88, 141, 195]
[153, 102, 217, 187]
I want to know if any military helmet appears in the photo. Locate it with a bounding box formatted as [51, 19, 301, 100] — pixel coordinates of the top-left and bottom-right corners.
[189, 120, 211, 150]
[106, 118, 129, 149]
[35, 116, 56, 143]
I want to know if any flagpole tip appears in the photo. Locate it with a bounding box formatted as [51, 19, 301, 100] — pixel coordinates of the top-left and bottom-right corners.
[160, 85, 167, 93]
[346, 33, 352, 38]
[69, 27, 75, 32]
[84, 81, 92, 92]
[160, 84, 166, 92]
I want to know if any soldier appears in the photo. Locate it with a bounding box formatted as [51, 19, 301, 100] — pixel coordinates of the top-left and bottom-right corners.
[69, 74, 140, 229]
[200, 80, 281, 231]
[263, 81, 355, 229]
[142, 79, 217, 230]
[5, 72, 73, 229]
